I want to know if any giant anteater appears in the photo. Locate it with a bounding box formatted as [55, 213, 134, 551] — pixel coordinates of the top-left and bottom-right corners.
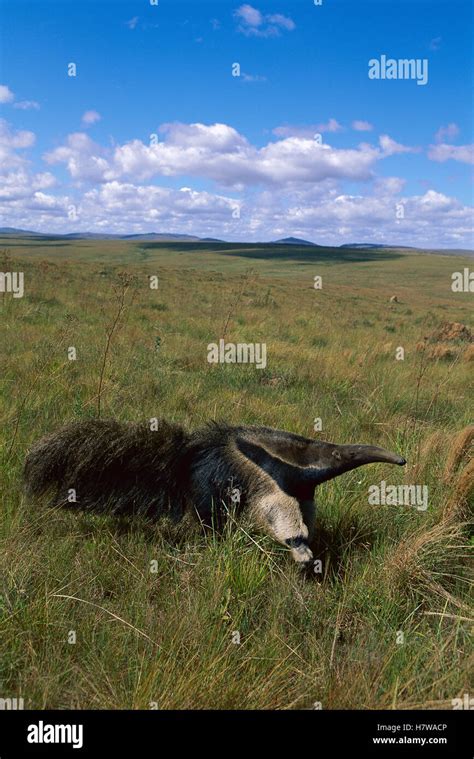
[24, 419, 406, 568]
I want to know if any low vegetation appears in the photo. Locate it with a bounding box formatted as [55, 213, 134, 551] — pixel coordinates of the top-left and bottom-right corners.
[0, 239, 472, 709]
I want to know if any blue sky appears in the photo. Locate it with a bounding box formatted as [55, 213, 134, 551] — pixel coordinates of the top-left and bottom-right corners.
[0, 0, 472, 246]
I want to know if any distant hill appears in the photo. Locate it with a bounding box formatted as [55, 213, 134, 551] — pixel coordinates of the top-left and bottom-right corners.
[0, 228, 471, 254]
[63, 232, 123, 240]
[122, 233, 202, 242]
[273, 236, 319, 246]
[0, 227, 45, 236]
[339, 242, 415, 250]
[0, 228, 208, 242]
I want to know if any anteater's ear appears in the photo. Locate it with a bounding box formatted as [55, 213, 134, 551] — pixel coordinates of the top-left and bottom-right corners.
[235, 435, 300, 485]
[236, 429, 317, 468]
[236, 436, 284, 470]
[234, 431, 324, 485]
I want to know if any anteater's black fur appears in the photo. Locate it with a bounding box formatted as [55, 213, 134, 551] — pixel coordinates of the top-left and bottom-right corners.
[24, 419, 251, 524]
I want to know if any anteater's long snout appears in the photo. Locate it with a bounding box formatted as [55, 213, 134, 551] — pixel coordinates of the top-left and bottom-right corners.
[339, 444, 406, 467]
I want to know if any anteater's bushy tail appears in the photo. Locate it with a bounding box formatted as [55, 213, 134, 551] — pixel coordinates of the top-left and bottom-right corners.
[24, 419, 192, 520]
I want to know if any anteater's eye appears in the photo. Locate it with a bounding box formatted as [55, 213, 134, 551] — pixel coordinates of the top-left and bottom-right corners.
[332, 450, 341, 460]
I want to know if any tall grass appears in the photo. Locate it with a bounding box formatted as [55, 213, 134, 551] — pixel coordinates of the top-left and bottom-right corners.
[0, 242, 472, 709]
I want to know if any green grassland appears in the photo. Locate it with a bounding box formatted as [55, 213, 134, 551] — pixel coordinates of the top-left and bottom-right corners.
[0, 237, 472, 709]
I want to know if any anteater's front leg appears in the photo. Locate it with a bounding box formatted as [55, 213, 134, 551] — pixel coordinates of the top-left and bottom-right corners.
[249, 488, 314, 569]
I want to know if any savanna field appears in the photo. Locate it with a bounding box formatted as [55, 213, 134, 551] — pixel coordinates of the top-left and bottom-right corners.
[0, 238, 472, 709]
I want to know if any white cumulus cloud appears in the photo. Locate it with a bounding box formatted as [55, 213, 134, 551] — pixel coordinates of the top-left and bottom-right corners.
[1, 118, 471, 249]
[379, 134, 420, 156]
[352, 120, 373, 132]
[434, 123, 459, 143]
[81, 110, 101, 126]
[273, 120, 343, 138]
[13, 100, 40, 111]
[234, 4, 295, 37]
[43, 122, 382, 188]
[0, 120, 56, 205]
[428, 143, 474, 165]
[0, 85, 15, 104]
[44, 132, 111, 182]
